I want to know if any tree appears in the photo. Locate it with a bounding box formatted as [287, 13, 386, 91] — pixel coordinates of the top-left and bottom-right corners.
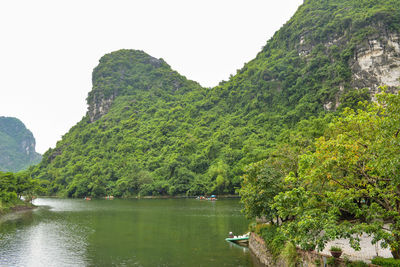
[0, 171, 42, 205]
[239, 115, 332, 222]
[239, 159, 283, 221]
[273, 91, 400, 257]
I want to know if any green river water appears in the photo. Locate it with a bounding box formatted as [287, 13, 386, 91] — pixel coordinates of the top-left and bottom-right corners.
[0, 198, 261, 266]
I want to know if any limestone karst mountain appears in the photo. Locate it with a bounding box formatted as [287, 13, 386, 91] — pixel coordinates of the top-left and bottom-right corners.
[32, 0, 400, 197]
[0, 117, 41, 172]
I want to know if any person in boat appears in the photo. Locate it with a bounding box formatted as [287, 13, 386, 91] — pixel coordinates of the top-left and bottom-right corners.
[228, 232, 234, 238]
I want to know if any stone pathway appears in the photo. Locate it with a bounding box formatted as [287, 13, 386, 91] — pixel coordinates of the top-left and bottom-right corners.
[321, 234, 392, 263]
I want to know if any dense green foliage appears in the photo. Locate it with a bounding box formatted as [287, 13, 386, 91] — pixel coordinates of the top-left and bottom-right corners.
[252, 223, 286, 260]
[345, 260, 368, 267]
[371, 257, 400, 266]
[0, 171, 41, 213]
[241, 91, 400, 257]
[31, 0, 399, 198]
[0, 117, 41, 172]
[275, 92, 400, 256]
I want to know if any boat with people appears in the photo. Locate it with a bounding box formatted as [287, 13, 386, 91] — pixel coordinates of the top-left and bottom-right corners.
[225, 232, 250, 245]
[196, 195, 217, 201]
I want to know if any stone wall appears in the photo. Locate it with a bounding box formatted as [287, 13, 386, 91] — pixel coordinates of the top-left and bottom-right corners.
[249, 233, 380, 267]
[249, 232, 285, 266]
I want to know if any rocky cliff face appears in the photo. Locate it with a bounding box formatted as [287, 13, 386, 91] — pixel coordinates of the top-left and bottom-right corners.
[289, 1, 400, 112]
[85, 50, 188, 122]
[298, 27, 400, 111]
[352, 31, 400, 94]
[0, 117, 42, 172]
[87, 92, 115, 122]
[323, 31, 400, 110]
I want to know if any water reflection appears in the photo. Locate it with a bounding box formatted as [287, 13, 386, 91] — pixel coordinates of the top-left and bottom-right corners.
[0, 204, 89, 266]
[0, 198, 256, 266]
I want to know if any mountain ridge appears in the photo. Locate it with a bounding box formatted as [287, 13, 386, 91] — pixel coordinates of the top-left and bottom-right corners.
[32, 0, 400, 197]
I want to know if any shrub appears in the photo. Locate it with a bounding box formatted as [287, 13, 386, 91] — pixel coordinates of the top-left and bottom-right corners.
[330, 246, 342, 252]
[371, 257, 400, 267]
[254, 223, 268, 235]
[257, 224, 287, 260]
[346, 260, 368, 267]
[327, 257, 337, 266]
[281, 242, 299, 267]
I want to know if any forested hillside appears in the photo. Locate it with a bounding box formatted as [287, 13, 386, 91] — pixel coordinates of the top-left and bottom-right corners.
[0, 117, 41, 172]
[31, 0, 400, 198]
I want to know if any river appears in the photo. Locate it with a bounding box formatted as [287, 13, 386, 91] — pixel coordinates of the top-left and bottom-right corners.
[0, 198, 260, 266]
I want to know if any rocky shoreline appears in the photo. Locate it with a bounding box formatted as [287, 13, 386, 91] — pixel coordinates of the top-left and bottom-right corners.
[248, 233, 382, 267]
[0, 202, 36, 218]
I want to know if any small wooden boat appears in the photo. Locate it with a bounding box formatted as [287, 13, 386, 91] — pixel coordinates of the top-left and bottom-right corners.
[225, 232, 249, 244]
[196, 195, 217, 200]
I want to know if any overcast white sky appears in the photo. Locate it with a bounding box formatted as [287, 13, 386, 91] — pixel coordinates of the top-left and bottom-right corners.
[0, 0, 303, 154]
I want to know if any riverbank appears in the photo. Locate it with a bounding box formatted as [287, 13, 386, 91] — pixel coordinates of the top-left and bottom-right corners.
[38, 194, 241, 199]
[139, 194, 240, 199]
[0, 200, 35, 217]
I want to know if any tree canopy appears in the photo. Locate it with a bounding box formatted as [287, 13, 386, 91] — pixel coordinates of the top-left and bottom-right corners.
[241, 91, 400, 258]
[0, 171, 43, 212]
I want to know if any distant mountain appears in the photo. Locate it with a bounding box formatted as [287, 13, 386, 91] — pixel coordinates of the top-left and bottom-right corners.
[0, 117, 41, 172]
[32, 0, 400, 197]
